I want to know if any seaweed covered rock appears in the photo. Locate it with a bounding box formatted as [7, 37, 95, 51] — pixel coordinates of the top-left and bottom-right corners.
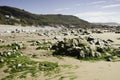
[52, 36, 119, 60]
[7, 42, 25, 50]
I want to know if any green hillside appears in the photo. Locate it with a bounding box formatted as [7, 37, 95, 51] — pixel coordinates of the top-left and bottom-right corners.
[0, 6, 90, 27]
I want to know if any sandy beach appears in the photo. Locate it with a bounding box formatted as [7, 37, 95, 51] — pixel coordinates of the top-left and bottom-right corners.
[0, 25, 120, 80]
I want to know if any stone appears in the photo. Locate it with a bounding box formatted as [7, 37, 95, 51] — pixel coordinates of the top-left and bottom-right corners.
[7, 52, 11, 56]
[95, 52, 102, 57]
[80, 50, 85, 58]
[106, 57, 112, 61]
[17, 64, 22, 67]
[105, 52, 111, 56]
[91, 50, 95, 57]
[107, 39, 114, 43]
[0, 58, 4, 62]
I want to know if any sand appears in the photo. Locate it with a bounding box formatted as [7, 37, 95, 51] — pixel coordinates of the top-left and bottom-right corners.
[0, 25, 120, 80]
[31, 56, 120, 80]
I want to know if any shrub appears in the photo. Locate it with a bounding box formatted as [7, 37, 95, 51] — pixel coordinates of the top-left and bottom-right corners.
[39, 61, 58, 71]
[1, 49, 60, 79]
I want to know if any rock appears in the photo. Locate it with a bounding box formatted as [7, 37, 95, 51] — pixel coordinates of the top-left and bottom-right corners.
[91, 50, 95, 57]
[87, 36, 94, 42]
[72, 38, 79, 46]
[15, 46, 19, 50]
[80, 50, 85, 58]
[62, 32, 70, 36]
[74, 47, 82, 50]
[95, 52, 102, 57]
[107, 39, 114, 43]
[90, 44, 96, 51]
[52, 36, 114, 60]
[0, 58, 4, 62]
[54, 36, 62, 40]
[17, 64, 22, 68]
[106, 57, 112, 61]
[19, 43, 24, 48]
[96, 40, 105, 47]
[0, 39, 4, 43]
[105, 52, 111, 56]
[113, 56, 118, 59]
[7, 52, 11, 56]
[84, 47, 90, 54]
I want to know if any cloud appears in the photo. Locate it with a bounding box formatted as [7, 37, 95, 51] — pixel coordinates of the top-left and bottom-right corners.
[75, 11, 120, 23]
[75, 11, 117, 17]
[54, 8, 70, 11]
[54, 4, 81, 12]
[54, 3, 83, 12]
[91, 1, 106, 4]
[115, 0, 120, 1]
[75, 4, 81, 6]
[84, 16, 120, 23]
[102, 4, 120, 8]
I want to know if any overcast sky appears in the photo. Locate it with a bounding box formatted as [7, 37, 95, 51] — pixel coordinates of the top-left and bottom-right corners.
[0, 0, 120, 23]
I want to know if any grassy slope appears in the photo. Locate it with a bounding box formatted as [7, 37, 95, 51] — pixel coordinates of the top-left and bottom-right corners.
[0, 6, 90, 27]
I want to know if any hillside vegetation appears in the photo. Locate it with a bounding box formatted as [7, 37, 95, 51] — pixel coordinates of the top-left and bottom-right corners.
[0, 6, 90, 27]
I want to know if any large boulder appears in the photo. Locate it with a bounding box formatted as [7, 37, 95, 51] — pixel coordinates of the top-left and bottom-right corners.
[52, 36, 116, 60]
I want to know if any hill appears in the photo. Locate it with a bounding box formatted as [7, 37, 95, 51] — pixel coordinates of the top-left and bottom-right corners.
[0, 6, 90, 28]
[93, 22, 120, 26]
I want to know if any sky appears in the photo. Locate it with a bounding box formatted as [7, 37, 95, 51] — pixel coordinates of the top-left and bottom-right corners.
[0, 0, 120, 23]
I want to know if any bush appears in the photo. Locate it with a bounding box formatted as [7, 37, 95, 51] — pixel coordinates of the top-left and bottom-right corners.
[39, 61, 58, 71]
[0, 47, 60, 79]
